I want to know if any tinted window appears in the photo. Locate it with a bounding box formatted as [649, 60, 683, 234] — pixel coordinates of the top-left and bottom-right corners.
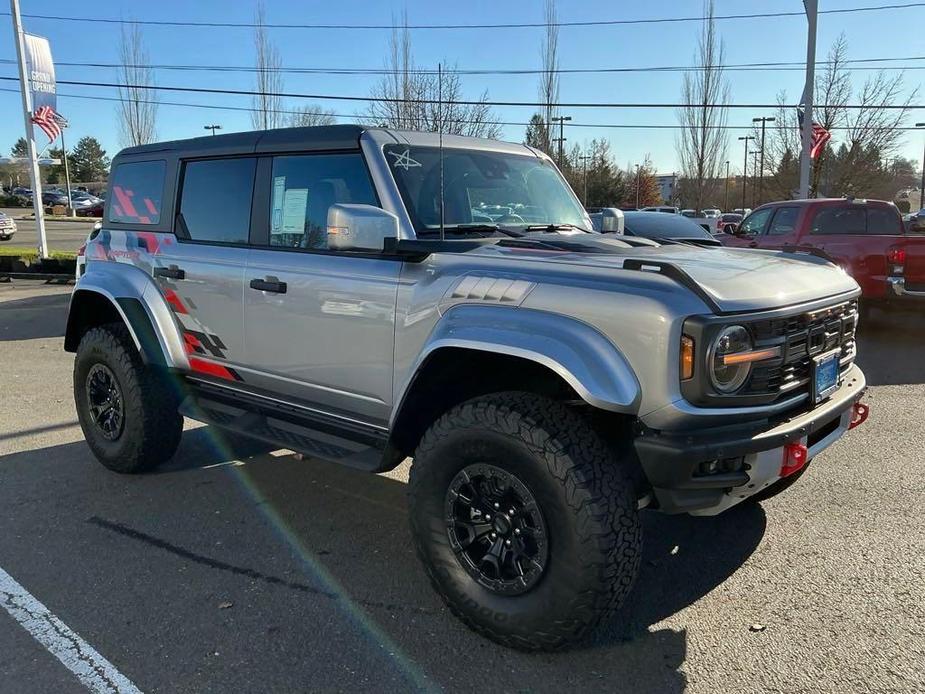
[810, 207, 865, 235]
[269, 154, 377, 249]
[738, 207, 773, 235]
[623, 212, 713, 239]
[179, 158, 256, 244]
[767, 207, 800, 235]
[866, 207, 902, 235]
[108, 160, 165, 225]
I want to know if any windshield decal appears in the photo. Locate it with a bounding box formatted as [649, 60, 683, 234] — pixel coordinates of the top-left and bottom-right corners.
[388, 148, 421, 171]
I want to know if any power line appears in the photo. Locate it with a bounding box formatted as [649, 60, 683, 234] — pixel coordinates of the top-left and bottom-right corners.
[1, 75, 917, 110]
[1, 55, 923, 76]
[2, 86, 923, 132]
[0, 2, 922, 30]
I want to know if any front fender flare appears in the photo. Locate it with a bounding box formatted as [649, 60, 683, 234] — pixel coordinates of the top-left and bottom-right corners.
[66, 263, 189, 369]
[399, 304, 641, 417]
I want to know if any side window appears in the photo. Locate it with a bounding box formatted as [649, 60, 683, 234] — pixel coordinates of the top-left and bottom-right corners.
[810, 207, 865, 235]
[268, 153, 377, 250]
[766, 206, 800, 235]
[866, 207, 902, 236]
[108, 160, 165, 225]
[738, 207, 772, 235]
[178, 158, 256, 244]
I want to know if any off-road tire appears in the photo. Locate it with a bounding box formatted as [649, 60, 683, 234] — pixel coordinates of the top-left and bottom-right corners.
[748, 461, 811, 504]
[408, 392, 641, 650]
[74, 323, 183, 473]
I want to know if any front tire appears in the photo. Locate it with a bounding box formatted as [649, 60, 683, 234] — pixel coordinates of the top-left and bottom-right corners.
[74, 323, 183, 473]
[409, 392, 641, 650]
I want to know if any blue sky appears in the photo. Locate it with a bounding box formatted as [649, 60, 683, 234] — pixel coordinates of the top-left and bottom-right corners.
[2, 0, 922, 176]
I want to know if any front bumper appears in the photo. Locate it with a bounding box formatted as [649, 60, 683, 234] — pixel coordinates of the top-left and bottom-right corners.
[634, 364, 866, 515]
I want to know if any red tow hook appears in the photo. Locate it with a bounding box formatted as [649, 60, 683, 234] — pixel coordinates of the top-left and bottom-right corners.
[781, 442, 809, 478]
[849, 401, 870, 430]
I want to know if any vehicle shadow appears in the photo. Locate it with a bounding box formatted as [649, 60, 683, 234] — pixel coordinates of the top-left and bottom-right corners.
[0, 291, 69, 341]
[855, 307, 925, 386]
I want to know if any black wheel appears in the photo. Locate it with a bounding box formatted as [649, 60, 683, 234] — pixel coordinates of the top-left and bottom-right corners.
[74, 323, 183, 473]
[749, 461, 811, 504]
[409, 392, 641, 650]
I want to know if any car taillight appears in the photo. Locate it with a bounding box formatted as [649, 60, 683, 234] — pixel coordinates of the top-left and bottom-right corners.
[887, 246, 906, 265]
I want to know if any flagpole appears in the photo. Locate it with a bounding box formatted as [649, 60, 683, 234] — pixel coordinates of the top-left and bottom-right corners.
[60, 126, 73, 217]
[799, 0, 818, 199]
[10, 0, 49, 258]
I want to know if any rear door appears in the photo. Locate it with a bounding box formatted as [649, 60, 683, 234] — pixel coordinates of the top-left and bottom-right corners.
[242, 152, 401, 426]
[154, 156, 256, 382]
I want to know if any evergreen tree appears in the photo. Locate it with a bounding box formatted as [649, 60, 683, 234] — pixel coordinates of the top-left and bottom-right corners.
[524, 113, 551, 154]
[70, 137, 110, 182]
[11, 138, 28, 157]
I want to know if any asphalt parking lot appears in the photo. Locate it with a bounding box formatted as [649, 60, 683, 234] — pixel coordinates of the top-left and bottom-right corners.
[0, 209, 95, 253]
[1, 281, 923, 693]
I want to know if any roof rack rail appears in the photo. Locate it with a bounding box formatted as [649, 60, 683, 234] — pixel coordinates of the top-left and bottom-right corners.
[621, 258, 722, 314]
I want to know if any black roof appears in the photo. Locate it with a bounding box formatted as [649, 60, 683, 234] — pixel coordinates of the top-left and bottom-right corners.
[116, 124, 369, 158]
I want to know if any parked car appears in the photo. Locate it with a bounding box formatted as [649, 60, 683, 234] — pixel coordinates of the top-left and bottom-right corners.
[42, 191, 70, 206]
[620, 211, 722, 246]
[69, 192, 101, 209]
[720, 212, 744, 233]
[732, 207, 752, 217]
[75, 200, 104, 217]
[66, 125, 868, 650]
[702, 208, 722, 218]
[639, 205, 680, 214]
[720, 197, 925, 310]
[0, 211, 16, 240]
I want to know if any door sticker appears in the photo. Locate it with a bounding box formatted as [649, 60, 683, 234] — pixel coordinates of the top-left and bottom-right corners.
[281, 188, 309, 233]
[271, 176, 286, 232]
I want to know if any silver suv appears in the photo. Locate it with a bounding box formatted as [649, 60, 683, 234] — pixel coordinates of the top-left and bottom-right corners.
[65, 125, 868, 650]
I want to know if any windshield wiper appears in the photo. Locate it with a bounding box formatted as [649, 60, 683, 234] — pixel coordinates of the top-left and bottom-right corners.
[420, 224, 524, 238]
[522, 223, 591, 234]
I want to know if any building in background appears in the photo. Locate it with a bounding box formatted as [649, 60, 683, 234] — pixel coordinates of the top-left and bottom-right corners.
[655, 173, 677, 206]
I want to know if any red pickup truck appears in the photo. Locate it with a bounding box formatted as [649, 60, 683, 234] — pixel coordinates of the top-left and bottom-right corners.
[720, 198, 925, 309]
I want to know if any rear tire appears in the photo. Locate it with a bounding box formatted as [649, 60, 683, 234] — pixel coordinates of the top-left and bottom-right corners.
[74, 323, 183, 473]
[408, 392, 641, 650]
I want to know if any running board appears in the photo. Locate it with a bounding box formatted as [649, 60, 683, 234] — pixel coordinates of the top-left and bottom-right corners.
[179, 388, 389, 473]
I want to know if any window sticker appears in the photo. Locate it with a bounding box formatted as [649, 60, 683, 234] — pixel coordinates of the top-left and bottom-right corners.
[388, 148, 421, 171]
[281, 188, 309, 233]
[271, 176, 286, 232]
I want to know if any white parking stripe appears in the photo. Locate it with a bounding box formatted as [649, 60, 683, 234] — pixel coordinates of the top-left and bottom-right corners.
[0, 566, 142, 694]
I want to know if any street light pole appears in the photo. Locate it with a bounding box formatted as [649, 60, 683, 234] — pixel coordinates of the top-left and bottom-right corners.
[204, 124, 222, 136]
[551, 116, 571, 165]
[916, 122, 925, 208]
[750, 150, 762, 208]
[579, 154, 591, 206]
[752, 116, 775, 205]
[738, 136, 755, 211]
[724, 160, 730, 211]
[634, 164, 641, 209]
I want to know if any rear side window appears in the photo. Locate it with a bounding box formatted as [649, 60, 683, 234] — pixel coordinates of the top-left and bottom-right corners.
[108, 160, 165, 225]
[810, 207, 865, 235]
[767, 207, 800, 235]
[866, 207, 902, 235]
[178, 158, 256, 244]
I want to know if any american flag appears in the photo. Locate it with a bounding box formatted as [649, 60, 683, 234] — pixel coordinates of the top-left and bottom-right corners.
[31, 105, 67, 142]
[797, 109, 831, 159]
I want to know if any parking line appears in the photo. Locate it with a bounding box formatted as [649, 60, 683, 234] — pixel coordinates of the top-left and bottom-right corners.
[0, 565, 142, 694]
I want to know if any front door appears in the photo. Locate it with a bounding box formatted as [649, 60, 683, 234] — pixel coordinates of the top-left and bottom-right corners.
[723, 207, 773, 248]
[753, 205, 801, 251]
[241, 152, 401, 426]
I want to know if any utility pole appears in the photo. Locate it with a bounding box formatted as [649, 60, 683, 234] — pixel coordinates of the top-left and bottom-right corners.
[634, 164, 641, 209]
[204, 124, 222, 136]
[60, 125, 73, 217]
[551, 115, 571, 166]
[750, 150, 762, 208]
[752, 116, 775, 205]
[10, 0, 49, 258]
[738, 135, 755, 211]
[579, 154, 591, 206]
[724, 160, 730, 211]
[916, 122, 925, 208]
[799, 0, 818, 199]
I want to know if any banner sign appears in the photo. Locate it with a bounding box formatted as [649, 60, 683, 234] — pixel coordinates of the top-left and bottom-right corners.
[23, 33, 56, 111]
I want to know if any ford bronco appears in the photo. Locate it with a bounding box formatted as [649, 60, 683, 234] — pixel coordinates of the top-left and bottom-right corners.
[65, 125, 868, 650]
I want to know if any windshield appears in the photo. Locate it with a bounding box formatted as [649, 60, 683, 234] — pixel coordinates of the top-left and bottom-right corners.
[384, 145, 590, 233]
[623, 211, 714, 240]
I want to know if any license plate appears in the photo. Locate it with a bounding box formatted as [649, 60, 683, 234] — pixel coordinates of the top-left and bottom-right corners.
[813, 350, 840, 403]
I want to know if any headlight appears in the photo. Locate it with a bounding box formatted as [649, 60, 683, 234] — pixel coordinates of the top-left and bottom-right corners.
[709, 325, 753, 393]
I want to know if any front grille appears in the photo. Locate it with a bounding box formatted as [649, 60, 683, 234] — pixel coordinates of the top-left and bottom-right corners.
[743, 300, 858, 400]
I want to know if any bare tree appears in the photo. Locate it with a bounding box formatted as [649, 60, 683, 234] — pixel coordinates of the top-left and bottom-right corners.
[288, 104, 337, 127]
[676, 0, 730, 213]
[538, 0, 559, 152]
[251, 1, 284, 130]
[117, 24, 158, 147]
[365, 12, 502, 138]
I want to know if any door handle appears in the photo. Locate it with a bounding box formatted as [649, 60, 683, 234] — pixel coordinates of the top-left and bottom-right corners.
[250, 277, 287, 294]
[154, 264, 185, 280]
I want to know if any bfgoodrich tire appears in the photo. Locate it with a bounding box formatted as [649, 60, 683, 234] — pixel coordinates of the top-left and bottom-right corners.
[408, 392, 641, 650]
[74, 323, 183, 473]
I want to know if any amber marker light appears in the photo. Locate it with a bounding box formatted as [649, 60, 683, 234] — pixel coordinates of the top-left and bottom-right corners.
[680, 335, 695, 380]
